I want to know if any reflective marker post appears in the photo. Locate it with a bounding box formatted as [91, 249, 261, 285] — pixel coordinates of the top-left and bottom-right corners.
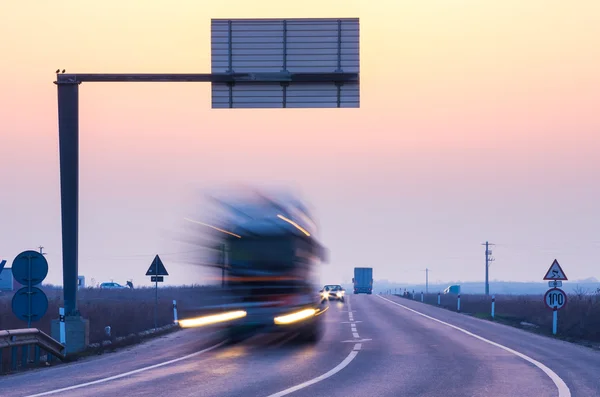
[437, 292, 441, 305]
[457, 294, 461, 312]
[421, 291, 424, 302]
[173, 300, 178, 323]
[491, 295, 495, 319]
[59, 307, 66, 351]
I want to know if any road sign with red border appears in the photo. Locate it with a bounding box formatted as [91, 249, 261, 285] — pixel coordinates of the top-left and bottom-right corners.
[544, 288, 567, 310]
[543, 259, 568, 281]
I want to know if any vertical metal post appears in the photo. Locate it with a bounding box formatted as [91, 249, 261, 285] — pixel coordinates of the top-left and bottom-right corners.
[154, 258, 158, 331]
[56, 80, 80, 316]
[11, 345, 17, 371]
[437, 292, 441, 305]
[421, 291, 424, 302]
[485, 241, 489, 296]
[491, 295, 495, 319]
[34, 345, 40, 365]
[457, 294, 461, 312]
[27, 255, 32, 328]
[173, 300, 178, 323]
[552, 309, 558, 335]
[425, 268, 429, 293]
[21, 345, 28, 368]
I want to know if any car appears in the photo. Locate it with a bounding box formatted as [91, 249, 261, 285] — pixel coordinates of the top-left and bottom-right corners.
[320, 284, 345, 303]
[100, 282, 128, 289]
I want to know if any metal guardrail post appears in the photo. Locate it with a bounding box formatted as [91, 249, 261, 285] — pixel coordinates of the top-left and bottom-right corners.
[11, 346, 17, 371]
[22, 345, 28, 368]
[35, 345, 40, 365]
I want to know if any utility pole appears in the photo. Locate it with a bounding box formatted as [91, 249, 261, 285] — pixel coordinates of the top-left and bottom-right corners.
[423, 268, 431, 293]
[481, 241, 495, 296]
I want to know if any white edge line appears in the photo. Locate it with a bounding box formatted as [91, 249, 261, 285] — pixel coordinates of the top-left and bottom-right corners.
[376, 295, 571, 397]
[266, 349, 359, 397]
[25, 340, 227, 397]
[352, 332, 360, 338]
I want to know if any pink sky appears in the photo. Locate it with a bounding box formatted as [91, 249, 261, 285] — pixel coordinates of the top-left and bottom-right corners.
[1, 1, 599, 287]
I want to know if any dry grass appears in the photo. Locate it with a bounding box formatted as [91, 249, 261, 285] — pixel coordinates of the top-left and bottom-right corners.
[399, 292, 600, 344]
[0, 286, 219, 343]
[1, 285, 227, 373]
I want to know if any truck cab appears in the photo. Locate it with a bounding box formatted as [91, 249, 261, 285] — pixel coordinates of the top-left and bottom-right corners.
[205, 190, 328, 343]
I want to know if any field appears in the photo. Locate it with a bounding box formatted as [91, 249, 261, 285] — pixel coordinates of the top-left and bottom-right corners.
[0, 286, 220, 343]
[397, 291, 600, 345]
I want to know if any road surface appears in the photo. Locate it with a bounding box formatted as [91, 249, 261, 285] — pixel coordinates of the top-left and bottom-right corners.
[3, 294, 599, 396]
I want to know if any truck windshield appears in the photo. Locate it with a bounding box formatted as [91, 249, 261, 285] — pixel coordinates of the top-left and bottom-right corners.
[228, 237, 296, 273]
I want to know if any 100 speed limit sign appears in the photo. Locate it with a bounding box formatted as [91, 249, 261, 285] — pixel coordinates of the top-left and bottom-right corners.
[544, 288, 567, 310]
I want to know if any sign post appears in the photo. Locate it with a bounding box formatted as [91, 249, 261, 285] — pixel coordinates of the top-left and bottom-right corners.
[146, 255, 169, 330]
[53, 17, 360, 352]
[491, 295, 495, 319]
[543, 259, 568, 335]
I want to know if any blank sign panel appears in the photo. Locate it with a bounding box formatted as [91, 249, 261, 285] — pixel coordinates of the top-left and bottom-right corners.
[211, 18, 360, 109]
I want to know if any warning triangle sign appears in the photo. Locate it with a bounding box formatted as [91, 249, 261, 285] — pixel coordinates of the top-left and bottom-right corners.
[543, 259, 567, 281]
[146, 255, 169, 276]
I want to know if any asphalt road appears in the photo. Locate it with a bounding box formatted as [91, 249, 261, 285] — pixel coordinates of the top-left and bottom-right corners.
[3, 294, 599, 397]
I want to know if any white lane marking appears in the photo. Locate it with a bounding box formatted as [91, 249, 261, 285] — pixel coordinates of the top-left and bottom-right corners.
[266, 349, 359, 397]
[352, 332, 360, 338]
[354, 343, 362, 351]
[377, 295, 571, 397]
[341, 338, 371, 343]
[340, 321, 362, 324]
[24, 340, 227, 397]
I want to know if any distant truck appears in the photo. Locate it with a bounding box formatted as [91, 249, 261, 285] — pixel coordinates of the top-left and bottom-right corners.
[353, 267, 373, 294]
[443, 285, 461, 295]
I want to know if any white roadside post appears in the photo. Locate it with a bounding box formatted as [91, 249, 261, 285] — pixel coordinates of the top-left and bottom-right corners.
[457, 294, 461, 312]
[437, 292, 441, 305]
[421, 291, 424, 302]
[491, 295, 495, 319]
[173, 300, 178, 323]
[59, 307, 66, 346]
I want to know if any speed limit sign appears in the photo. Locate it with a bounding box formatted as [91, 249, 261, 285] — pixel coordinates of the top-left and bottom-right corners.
[544, 288, 567, 310]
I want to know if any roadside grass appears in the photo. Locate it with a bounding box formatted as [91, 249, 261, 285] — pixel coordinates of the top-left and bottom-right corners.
[394, 292, 600, 348]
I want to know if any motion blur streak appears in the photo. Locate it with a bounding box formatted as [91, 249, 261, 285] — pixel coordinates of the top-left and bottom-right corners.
[276, 214, 311, 236]
[183, 217, 242, 238]
[178, 310, 247, 328]
[274, 308, 317, 325]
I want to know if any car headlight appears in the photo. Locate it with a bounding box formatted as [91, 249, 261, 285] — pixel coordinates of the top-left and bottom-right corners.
[336, 291, 342, 297]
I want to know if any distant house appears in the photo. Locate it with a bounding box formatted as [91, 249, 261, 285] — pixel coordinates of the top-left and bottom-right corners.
[443, 284, 461, 295]
[0, 268, 14, 291]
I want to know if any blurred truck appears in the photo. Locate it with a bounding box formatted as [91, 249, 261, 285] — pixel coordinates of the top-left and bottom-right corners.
[353, 267, 373, 294]
[186, 188, 328, 344]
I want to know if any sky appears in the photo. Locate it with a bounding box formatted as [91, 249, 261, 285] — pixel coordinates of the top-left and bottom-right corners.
[1, 0, 599, 288]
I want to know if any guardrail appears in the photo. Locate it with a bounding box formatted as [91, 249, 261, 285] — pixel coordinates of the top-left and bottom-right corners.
[0, 328, 65, 374]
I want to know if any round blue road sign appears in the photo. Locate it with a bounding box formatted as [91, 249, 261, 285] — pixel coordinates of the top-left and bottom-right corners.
[12, 286, 49, 323]
[12, 250, 48, 286]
